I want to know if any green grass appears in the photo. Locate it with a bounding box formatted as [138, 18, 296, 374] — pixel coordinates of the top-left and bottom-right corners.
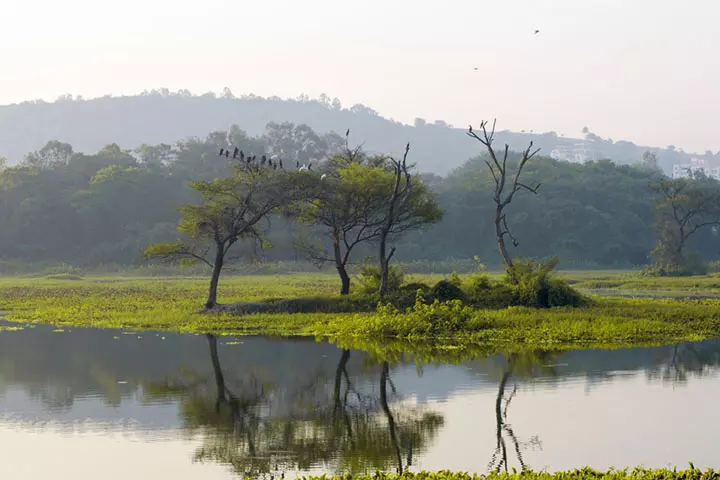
[293, 468, 719, 480]
[2, 273, 720, 360]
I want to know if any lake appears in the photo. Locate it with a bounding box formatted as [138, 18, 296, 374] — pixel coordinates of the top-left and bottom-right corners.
[1, 321, 719, 479]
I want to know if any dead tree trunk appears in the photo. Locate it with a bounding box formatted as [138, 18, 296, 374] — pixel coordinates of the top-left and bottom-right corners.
[378, 143, 412, 298]
[467, 120, 541, 283]
[380, 362, 404, 474]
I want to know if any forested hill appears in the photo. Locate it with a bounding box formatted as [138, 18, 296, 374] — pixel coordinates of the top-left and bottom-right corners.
[0, 90, 701, 175]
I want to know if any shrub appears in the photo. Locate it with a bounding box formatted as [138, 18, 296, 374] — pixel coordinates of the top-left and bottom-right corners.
[469, 283, 518, 308]
[402, 282, 432, 293]
[642, 260, 708, 277]
[429, 280, 467, 303]
[358, 262, 406, 294]
[506, 257, 584, 307]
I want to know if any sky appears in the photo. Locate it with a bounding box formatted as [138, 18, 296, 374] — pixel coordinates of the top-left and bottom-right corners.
[1, 0, 718, 153]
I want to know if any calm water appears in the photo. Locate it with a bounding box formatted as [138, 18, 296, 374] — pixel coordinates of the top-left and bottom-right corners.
[1, 322, 720, 479]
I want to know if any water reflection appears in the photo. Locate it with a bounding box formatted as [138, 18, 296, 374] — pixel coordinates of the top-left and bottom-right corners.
[144, 335, 443, 477]
[1, 323, 720, 478]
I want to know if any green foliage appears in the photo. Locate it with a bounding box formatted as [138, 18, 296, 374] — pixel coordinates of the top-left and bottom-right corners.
[642, 260, 708, 277]
[507, 257, 585, 308]
[358, 262, 406, 294]
[429, 280, 467, 303]
[293, 467, 720, 480]
[650, 176, 720, 272]
[3, 274, 720, 352]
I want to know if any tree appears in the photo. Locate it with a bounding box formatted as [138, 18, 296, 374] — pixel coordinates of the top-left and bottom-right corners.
[144, 157, 312, 309]
[294, 139, 386, 295]
[467, 120, 541, 281]
[24, 140, 74, 168]
[640, 150, 659, 171]
[372, 145, 443, 297]
[265, 122, 328, 166]
[650, 176, 720, 269]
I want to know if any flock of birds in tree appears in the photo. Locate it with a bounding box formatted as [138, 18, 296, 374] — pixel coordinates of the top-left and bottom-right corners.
[217, 146, 317, 172]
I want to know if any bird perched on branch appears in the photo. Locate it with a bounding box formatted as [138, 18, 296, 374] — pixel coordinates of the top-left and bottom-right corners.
[219, 148, 225, 157]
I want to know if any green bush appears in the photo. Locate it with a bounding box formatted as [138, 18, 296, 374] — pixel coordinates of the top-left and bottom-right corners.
[642, 260, 708, 277]
[429, 280, 467, 303]
[295, 466, 719, 480]
[402, 282, 432, 294]
[469, 283, 518, 308]
[358, 262, 406, 294]
[506, 257, 584, 307]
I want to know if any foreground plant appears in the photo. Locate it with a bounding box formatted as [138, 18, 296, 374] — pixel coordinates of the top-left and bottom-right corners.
[293, 466, 719, 480]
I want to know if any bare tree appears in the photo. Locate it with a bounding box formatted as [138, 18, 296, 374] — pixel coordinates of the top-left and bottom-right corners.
[467, 120, 541, 281]
[650, 177, 720, 268]
[377, 144, 413, 297]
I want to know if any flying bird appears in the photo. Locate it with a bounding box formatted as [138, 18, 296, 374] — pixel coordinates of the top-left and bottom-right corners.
[346, 128, 350, 137]
[534, 29, 540, 34]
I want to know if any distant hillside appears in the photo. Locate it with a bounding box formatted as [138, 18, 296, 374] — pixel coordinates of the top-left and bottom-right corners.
[0, 89, 705, 175]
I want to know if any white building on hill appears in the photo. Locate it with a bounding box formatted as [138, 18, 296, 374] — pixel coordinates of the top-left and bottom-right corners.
[672, 158, 720, 180]
[550, 143, 601, 163]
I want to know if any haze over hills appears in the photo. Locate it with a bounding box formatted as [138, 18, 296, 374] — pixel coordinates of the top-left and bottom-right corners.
[0, 89, 708, 175]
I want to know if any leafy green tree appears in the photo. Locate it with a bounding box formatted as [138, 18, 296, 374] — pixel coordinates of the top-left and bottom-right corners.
[24, 140, 74, 169]
[640, 150, 659, 171]
[650, 176, 720, 269]
[294, 141, 386, 295]
[144, 159, 313, 309]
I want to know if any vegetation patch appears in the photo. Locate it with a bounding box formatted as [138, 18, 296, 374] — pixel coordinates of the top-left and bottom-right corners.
[293, 467, 719, 480]
[2, 275, 720, 356]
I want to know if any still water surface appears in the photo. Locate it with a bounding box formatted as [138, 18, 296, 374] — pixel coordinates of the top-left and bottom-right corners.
[1, 322, 719, 479]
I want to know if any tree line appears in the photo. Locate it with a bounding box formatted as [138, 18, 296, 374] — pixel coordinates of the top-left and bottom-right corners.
[1, 121, 719, 285]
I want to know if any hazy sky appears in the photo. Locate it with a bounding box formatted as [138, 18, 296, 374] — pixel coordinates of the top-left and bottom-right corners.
[2, 0, 718, 152]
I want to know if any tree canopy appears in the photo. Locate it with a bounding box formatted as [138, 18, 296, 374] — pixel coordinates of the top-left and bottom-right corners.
[1, 124, 720, 273]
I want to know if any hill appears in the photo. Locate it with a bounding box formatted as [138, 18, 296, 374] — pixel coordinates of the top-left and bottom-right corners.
[0, 89, 705, 175]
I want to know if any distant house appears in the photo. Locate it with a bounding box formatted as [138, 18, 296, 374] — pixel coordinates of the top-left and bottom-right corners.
[550, 142, 601, 163]
[672, 158, 720, 180]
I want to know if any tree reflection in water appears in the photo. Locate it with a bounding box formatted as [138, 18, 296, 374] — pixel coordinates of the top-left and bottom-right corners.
[143, 335, 443, 478]
[487, 351, 557, 473]
[647, 341, 720, 387]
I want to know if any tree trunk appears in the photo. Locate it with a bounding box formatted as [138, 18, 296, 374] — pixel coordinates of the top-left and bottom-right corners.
[379, 232, 390, 298]
[495, 205, 514, 282]
[333, 350, 351, 418]
[205, 244, 225, 309]
[206, 333, 227, 412]
[333, 234, 351, 295]
[380, 362, 403, 474]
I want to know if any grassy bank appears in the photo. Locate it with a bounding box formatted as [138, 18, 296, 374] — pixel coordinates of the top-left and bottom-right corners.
[2, 274, 720, 356]
[294, 468, 719, 480]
